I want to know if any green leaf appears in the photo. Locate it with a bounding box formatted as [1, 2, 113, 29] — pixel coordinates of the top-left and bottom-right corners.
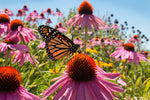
[143, 79, 150, 96]
[135, 77, 141, 86]
[29, 68, 35, 78]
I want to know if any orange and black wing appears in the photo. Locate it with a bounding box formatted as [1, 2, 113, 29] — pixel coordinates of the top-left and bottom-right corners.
[45, 34, 80, 61]
[38, 25, 61, 40]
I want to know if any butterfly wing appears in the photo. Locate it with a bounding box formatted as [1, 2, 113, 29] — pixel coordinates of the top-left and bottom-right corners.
[45, 34, 80, 61]
[38, 25, 62, 40]
[39, 25, 80, 60]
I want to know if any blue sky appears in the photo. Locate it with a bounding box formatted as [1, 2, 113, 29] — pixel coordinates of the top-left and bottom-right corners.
[0, 0, 150, 50]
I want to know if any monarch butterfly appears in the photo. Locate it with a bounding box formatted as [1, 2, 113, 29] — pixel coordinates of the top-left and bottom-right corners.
[38, 25, 80, 61]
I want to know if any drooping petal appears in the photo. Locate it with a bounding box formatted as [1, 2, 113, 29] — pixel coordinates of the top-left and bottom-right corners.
[8, 44, 29, 51]
[53, 81, 72, 100]
[97, 73, 121, 80]
[42, 76, 70, 100]
[91, 79, 113, 100]
[98, 77, 124, 92]
[117, 78, 127, 86]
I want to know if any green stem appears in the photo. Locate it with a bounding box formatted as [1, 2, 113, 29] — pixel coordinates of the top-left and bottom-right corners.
[84, 27, 88, 53]
[53, 62, 56, 74]
[139, 63, 144, 95]
[29, 53, 49, 86]
[20, 34, 49, 86]
[5, 48, 10, 66]
[137, 42, 140, 52]
[20, 35, 26, 45]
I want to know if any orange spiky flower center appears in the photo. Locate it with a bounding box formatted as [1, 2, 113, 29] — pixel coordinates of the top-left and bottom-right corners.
[33, 10, 37, 13]
[4, 8, 8, 12]
[18, 9, 23, 14]
[78, 1, 93, 15]
[124, 43, 135, 51]
[145, 51, 148, 54]
[40, 12, 44, 17]
[112, 36, 116, 40]
[0, 66, 22, 92]
[75, 36, 81, 40]
[68, 54, 96, 82]
[95, 36, 99, 41]
[133, 35, 138, 39]
[5, 39, 15, 44]
[55, 25, 59, 29]
[10, 19, 24, 31]
[59, 22, 62, 25]
[24, 5, 27, 8]
[114, 24, 117, 26]
[0, 14, 10, 23]
[47, 8, 51, 13]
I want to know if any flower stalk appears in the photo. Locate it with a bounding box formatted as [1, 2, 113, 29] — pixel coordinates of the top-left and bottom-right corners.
[5, 48, 10, 66]
[20, 34, 49, 86]
[84, 26, 88, 53]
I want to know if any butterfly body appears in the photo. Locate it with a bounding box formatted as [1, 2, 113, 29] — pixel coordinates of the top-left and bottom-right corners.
[38, 25, 80, 61]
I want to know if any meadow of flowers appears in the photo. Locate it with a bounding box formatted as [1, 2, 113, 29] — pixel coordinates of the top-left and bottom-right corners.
[0, 1, 150, 100]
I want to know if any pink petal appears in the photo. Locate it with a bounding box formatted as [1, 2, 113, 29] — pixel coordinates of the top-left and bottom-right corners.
[53, 81, 72, 100]
[0, 93, 6, 100]
[86, 81, 99, 100]
[98, 78, 124, 92]
[9, 44, 29, 51]
[83, 82, 93, 100]
[117, 78, 127, 86]
[61, 82, 74, 100]
[91, 79, 113, 100]
[42, 76, 69, 100]
[76, 83, 85, 100]
[98, 73, 121, 80]
[69, 82, 80, 100]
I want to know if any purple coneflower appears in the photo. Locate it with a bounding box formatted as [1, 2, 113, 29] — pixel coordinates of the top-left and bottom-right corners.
[9, 50, 39, 66]
[22, 5, 29, 11]
[42, 54, 124, 100]
[113, 39, 124, 47]
[66, 1, 104, 30]
[43, 8, 54, 15]
[46, 18, 52, 25]
[91, 36, 100, 47]
[55, 22, 67, 33]
[16, 9, 26, 17]
[26, 13, 33, 22]
[111, 24, 119, 29]
[26, 13, 38, 23]
[128, 35, 140, 43]
[73, 36, 83, 45]
[57, 27, 68, 33]
[0, 37, 29, 53]
[99, 24, 109, 30]
[0, 8, 14, 16]
[110, 43, 147, 64]
[0, 14, 10, 36]
[0, 66, 41, 100]
[7, 19, 38, 43]
[31, 10, 38, 16]
[38, 12, 46, 20]
[101, 38, 113, 46]
[141, 51, 149, 58]
[66, 1, 105, 53]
